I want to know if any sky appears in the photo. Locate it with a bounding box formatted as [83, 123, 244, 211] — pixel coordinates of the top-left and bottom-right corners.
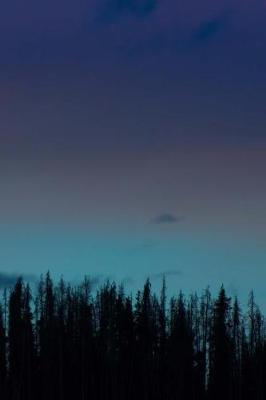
[0, 0, 266, 306]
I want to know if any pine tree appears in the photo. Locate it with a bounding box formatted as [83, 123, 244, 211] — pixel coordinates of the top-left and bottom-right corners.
[232, 297, 242, 400]
[208, 286, 232, 400]
[8, 277, 24, 398]
[0, 303, 7, 396]
[21, 284, 36, 400]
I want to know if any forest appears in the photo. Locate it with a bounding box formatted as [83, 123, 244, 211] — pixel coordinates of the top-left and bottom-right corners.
[0, 273, 266, 400]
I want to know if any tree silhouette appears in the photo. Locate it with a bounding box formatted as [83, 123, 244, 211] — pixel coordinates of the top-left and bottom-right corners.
[0, 303, 6, 397]
[208, 286, 232, 400]
[0, 274, 266, 399]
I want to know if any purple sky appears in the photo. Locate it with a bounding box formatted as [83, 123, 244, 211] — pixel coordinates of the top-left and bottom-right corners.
[0, 0, 266, 303]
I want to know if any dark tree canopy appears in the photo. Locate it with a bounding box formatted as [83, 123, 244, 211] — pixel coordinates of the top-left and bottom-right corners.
[0, 274, 266, 400]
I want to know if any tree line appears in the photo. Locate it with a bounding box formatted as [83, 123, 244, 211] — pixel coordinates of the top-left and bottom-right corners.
[0, 273, 266, 400]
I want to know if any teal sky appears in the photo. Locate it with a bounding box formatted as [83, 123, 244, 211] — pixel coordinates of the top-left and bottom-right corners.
[1, 145, 266, 307]
[0, 217, 266, 307]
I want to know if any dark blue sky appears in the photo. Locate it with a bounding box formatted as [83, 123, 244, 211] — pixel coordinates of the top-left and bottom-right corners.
[1, 0, 266, 303]
[1, 0, 266, 151]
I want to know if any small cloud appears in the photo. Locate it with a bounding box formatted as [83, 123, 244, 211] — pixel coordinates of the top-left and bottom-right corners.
[131, 240, 159, 252]
[150, 269, 182, 281]
[152, 213, 186, 225]
[140, 241, 157, 249]
[0, 272, 36, 289]
[193, 10, 232, 43]
[102, 0, 157, 20]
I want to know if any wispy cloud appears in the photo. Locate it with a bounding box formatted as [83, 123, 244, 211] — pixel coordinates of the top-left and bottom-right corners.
[152, 213, 186, 225]
[0, 272, 36, 289]
[101, 0, 157, 20]
[193, 10, 232, 43]
[131, 240, 159, 252]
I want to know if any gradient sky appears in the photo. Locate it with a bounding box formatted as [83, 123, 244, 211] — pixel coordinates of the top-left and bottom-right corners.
[1, 0, 266, 305]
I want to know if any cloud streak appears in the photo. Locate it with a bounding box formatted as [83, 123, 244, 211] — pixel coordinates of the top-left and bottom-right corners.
[193, 10, 232, 43]
[0, 272, 36, 289]
[101, 0, 157, 20]
[152, 213, 186, 225]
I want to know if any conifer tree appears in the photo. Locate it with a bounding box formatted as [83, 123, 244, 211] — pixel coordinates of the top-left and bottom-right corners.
[209, 286, 232, 400]
[0, 303, 6, 396]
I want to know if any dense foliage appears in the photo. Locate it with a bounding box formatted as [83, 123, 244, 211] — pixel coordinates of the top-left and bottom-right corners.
[0, 273, 266, 399]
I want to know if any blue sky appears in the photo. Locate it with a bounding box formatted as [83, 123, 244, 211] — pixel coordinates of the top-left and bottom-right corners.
[0, 220, 266, 307]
